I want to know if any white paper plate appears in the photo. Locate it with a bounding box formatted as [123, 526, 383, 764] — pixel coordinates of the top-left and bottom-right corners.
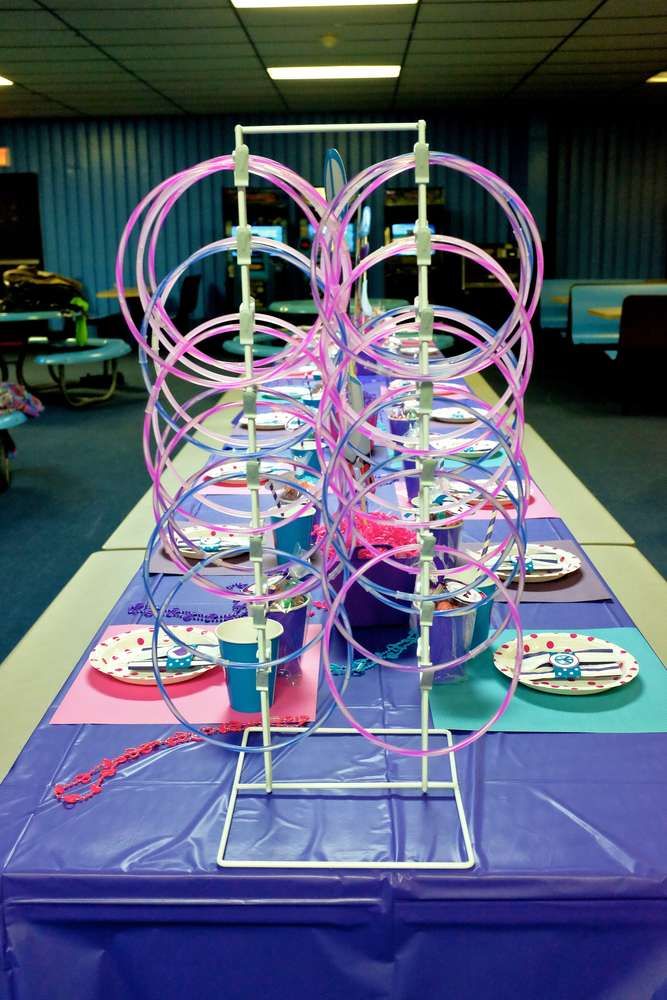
[89, 625, 219, 686]
[239, 411, 292, 430]
[171, 524, 249, 558]
[470, 543, 581, 583]
[450, 441, 502, 461]
[494, 631, 639, 696]
[450, 479, 529, 508]
[199, 459, 290, 488]
[431, 405, 483, 424]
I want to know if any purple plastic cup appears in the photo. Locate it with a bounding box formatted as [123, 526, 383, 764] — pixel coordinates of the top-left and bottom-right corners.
[420, 583, 483, 683]
[267, 594, 310, 680]
[332, 546, 416, 629]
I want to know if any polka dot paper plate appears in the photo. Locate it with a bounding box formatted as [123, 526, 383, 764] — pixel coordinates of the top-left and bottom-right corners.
[171, 524, 249, 559]
[89, 626, 219, 686]
[239, 411, 293, 430]
[471, 543, 581, 583]
[431, 405, 483, 425]
[450, 440, 502, 461]
[494, 631, 640, 696]
[199, 459, 290, 488]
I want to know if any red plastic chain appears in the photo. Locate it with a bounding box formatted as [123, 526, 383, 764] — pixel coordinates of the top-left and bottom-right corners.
[53, 715, 310, 806]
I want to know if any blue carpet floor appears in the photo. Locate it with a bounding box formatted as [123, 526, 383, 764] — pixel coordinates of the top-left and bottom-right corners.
[0, 355, 148, 661]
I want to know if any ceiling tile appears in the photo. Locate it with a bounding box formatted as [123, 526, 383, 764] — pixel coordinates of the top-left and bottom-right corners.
[411, 19, 579, 39]
[595, 0, 667, 15]
[49, 0, 234, 8]
[68, 97, 180, 112]
[577, 16, 667, 35]
[61, 8, 238, 30]
[0, 46, 101, 62]
[549, 46, 667, 63]
[407, 45, 542, 64]
[417, 1, 591, 21]
[0, 29, 89, 46]
[83, 27, 248, 46]
[140, 68, 265, 81]
[563, 31, 667, 49]
[106, 43, 257, 63]
[256, 41, 406, 58]
[0, 10, 68, 29]
[11, 68, 136, 86]
[411, 36, 555, 52]
[238, 6, 413, 27]
[247, 22, 409, 43]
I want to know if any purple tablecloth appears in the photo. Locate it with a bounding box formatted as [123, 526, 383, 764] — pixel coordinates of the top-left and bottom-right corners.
[1, 506, 666, 998]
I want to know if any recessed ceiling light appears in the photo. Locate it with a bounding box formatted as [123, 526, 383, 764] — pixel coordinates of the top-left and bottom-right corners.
[268, 65, 401, 80]
[234, 0, 415, 7]
[0, 75, 14, 87]
[646, 70, 667, 83]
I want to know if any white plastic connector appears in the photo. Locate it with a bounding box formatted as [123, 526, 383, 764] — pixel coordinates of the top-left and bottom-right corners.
[415, 224, 432, 266]
[235, 224, 252, 266]
[419, 458, 437, 488]
[233, 143, 250, 188]
[239, 298, 256, 345]
[418, 381, 433, 415]
[418, 303, 434, 341]
[414, 140, 430, 184]
[246, 458, 260, 489]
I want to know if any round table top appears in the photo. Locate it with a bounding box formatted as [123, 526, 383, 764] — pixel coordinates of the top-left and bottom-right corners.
[268, 298, 409, 315]
[96, 287, 140, 299]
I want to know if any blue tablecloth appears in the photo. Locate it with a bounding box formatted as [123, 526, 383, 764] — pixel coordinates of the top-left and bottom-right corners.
[1, 507, 666, 999]
[1, 367, 666, 1000]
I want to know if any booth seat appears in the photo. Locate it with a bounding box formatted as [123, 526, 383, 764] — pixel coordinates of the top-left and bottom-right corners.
[570, 282, 667, 346]
[539, 279, 645, 333]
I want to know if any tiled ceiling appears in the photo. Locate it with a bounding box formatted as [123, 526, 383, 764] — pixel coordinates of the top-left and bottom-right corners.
[0, 0, 666, 117]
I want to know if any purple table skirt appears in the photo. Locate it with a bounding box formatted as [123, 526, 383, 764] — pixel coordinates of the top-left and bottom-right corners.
[1, 450, 666, 997]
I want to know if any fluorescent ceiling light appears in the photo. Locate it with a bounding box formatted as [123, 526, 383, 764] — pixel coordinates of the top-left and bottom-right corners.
[0, 76, 14, 87]
[268, 64, 401, 80]
[234, 0, 415, 7]
[646, 70, 667, 83]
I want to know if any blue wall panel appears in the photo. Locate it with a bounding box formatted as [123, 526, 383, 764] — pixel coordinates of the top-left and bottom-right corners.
[0, 113, 514, 314]
[551, 116, 667, 280]
[1, 110, 664, 315]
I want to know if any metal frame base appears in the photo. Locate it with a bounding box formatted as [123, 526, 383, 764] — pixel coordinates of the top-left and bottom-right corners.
[217, 726, 476, 870]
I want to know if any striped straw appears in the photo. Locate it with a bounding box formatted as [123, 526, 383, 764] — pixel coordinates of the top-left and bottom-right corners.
[267, 479, 284, 517]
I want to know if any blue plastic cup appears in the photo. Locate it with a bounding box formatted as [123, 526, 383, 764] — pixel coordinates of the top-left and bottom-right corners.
[216, 617, 284, 713]
[271, 508, 316, 567]
[291, 439, 320, 472]
[471, 581, 496, 647]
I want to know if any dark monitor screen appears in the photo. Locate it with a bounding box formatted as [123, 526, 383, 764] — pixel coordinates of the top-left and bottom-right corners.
[231, 224, 284, 246]
[391, 222, 435, 255]
[308, 223, 355, 252]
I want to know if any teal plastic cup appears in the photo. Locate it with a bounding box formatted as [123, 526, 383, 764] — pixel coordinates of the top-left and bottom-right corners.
[216, 617, 284, 713]
[291, 439, 320, 472]
[471, 581, 496, 647]
[271, 508, 316, 566]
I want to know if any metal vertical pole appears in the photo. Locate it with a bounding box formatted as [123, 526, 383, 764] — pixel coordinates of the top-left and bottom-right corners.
[234, 124, 272, 792]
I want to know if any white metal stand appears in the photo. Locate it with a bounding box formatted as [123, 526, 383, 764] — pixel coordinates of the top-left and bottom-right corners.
[218, 119, 475, 871]
[217, 726, 475, 870]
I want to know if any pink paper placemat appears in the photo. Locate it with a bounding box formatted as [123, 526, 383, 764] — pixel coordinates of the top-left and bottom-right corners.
[465, 481, 558, 521]
[51, 623, 321, 726]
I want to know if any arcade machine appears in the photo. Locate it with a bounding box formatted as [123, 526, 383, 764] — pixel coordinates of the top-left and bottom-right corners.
[383, 185, 448, 303]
